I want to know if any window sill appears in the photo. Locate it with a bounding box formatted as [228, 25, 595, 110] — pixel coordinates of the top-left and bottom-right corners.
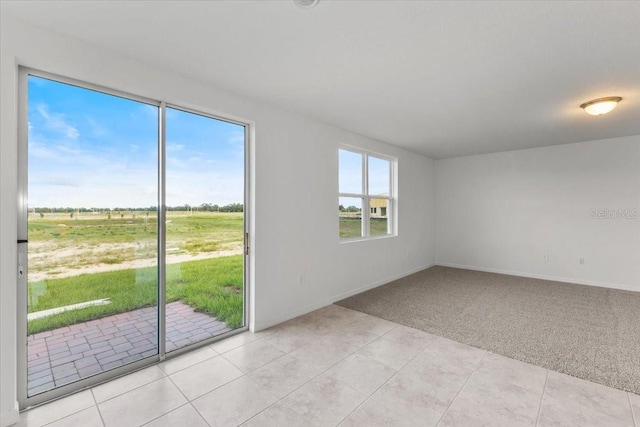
[339, 234, 397, 244]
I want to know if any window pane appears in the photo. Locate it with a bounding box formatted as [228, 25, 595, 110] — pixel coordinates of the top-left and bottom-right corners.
[368, 156, 390, 196]
[26, 75, 159, 395]
[339, 197, 362, 238]
[339, 149, 363, 194]
[165, 107, 245, 352]
[369, 198, 390, 237]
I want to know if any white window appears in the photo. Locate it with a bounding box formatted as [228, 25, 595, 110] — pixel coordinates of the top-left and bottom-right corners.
[338, 147, 395, 240]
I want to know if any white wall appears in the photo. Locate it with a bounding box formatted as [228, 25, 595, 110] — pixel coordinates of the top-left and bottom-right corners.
[0, 17, 436, 425]
[436, 135, 640, 291]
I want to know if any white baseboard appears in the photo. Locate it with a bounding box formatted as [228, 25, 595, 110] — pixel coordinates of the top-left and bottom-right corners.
[435, 262, 639, 293]
[330, 264, 435, 302]
[253, 263, 434, 331]
[253, 299, 333, 332]
[0, 402, 19, 427]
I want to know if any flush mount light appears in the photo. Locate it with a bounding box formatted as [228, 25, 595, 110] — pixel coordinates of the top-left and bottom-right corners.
[580, 96, 622, 116]
[294, 0, 319, 8]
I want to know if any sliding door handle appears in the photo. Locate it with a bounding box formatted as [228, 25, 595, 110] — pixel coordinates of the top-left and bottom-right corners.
[17, 240, 27, 279]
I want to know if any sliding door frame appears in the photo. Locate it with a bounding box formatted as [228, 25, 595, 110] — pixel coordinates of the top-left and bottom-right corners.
[17, 67, 251, 410]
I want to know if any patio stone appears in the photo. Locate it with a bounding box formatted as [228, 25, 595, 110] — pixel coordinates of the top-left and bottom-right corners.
[27, 301, 232, 396]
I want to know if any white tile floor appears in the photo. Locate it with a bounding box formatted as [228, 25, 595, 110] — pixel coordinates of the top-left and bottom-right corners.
[15, 305, 640, 427]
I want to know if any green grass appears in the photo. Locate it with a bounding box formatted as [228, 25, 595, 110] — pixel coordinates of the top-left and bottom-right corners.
[339, 217, 388, 238]
[28, 255, 243, 335]
[28, 215, 158, 245]
[29, 212, 242, 245]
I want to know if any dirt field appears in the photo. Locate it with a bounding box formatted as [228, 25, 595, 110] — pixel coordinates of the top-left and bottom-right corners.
[27, 211, 244, 282]
[28, 241, 243, 282]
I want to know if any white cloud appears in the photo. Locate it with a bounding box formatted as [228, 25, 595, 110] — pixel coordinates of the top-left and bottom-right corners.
[166, 143, 184, 152]
[28, 141, 57, 160]
[36, 104, 80, 139]
[227, 131, 245, 146]
[167, 156, 187, 169]
[133, 103, 159, 119]
[86, 116, 107, 137]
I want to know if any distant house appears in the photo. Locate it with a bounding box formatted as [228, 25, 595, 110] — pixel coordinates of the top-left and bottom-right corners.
[370, 197, 388, 218]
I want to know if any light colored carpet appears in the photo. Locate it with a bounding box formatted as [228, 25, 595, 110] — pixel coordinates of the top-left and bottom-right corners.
[337, 266, 640, 394]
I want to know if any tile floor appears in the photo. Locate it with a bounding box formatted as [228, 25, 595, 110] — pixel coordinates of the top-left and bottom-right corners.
[16, 304, 640, 427]
[27, 302, 231, 395]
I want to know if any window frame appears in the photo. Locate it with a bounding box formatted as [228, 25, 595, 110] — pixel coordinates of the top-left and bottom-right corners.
[338, 146, 397, 241]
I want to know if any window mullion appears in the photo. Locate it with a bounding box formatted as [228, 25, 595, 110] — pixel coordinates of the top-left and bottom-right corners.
[363, 153, 369, 238]
[339, 192, 366, 199]
[389, 159, 394, 235]
[158, 101, 167, 360]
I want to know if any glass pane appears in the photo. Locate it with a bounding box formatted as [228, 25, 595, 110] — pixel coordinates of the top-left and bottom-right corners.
[339, 197, 363, 238]
[165, 107, 245, 352]
[368, 156, 390, 196]
[369, 198, 390, 237]
[339, 149, 363, 194]
[27, 76, 158, 396]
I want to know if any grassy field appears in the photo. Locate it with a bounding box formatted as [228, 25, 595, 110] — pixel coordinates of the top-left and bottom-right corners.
[339, 216, 389, 238]
[29, 211, 243, 242]
[28, 211, 245, 334]
[28, 255, 243, 334]
[28, 212, 243, 274]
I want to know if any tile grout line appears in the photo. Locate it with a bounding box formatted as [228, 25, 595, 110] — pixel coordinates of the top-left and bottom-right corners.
[265, 332, 371, 419]
[209, 332, 268, 356]
[629, 393, 638, 427]
[141, 333, 271, 426]
[213, 353, 309, 426]
[335, 331, 442, 427]
[161, 349, 220, 376]
[243, 316, 396, 425]
[234, 373, 287, 426]
[218, 340, 289, 375]
[165, 370, 191, 404]
[142, 375, 212, 426]
[535, 369, 550, 427]
[92, 367, 167, 404]
[168, 367, 269, 417]
[188, 401, 213, 427]
[434, 350, 489, 427]
[240, 374, 284, 423]
[239, 337, 346, 425]
[167, 348, 277, 412]
[37, 391, 101, 427]
[138, 402, 203, 427]
[92, 389, 107, 427]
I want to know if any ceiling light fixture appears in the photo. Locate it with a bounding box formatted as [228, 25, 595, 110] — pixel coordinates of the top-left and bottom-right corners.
[580, 96, 622, 116]
[293, 0, 319, 8]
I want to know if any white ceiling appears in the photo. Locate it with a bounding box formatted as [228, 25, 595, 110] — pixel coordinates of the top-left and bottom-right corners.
[3, 1, 640, 159]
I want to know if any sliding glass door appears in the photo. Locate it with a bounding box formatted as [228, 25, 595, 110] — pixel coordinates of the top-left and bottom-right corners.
[18, 69, 248, 407]
[164, 107, 246, 353]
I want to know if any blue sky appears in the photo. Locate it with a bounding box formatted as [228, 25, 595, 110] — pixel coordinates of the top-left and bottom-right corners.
[28, 76, 245, 209]
[339, 149, 391, 209]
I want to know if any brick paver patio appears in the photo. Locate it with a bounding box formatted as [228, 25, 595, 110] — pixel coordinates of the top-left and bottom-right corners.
[27, 301, 232, 396]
